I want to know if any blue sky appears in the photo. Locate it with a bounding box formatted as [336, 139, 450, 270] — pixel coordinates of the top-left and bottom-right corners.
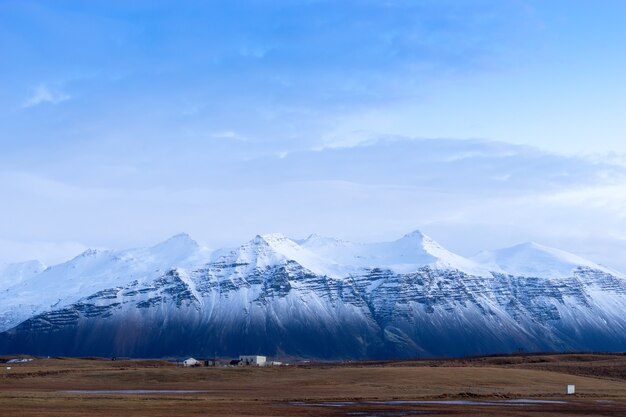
[1, 1, 626, 270]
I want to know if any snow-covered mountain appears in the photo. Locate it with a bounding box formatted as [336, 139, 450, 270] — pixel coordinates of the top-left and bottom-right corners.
[1, 231, 625, 359]
[472, 242, 619, 278]
[0, 233, 210, 334]
[298, 230, 493, 276]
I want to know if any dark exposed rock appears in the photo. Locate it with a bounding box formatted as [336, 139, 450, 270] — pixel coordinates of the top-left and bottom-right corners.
[2, 263, 626, 359]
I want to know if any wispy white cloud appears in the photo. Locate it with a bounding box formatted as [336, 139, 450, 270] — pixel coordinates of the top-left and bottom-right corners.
[22, 84, 70, 108]
[2, 144, 626, 273]
[210, 131, 247, 141]
[492, 174, 511, 182]
[315, 130, 405, 150]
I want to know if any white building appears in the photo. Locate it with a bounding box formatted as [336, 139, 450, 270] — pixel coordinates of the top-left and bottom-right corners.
[183, 357, 200, 367]
[239, 355, 267, 366]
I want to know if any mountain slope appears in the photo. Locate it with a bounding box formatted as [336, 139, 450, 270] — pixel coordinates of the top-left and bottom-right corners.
[1, 231, 625, 359]
[472, 242, 620, 279]
[0, 234, 210, 333]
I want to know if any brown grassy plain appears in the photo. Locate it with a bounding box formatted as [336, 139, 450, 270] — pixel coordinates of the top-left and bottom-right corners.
[2, 354, 626, 416]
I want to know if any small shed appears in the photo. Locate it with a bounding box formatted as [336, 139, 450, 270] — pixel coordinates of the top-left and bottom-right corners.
[183, 357, 200, 367]
[566, 384, 575, 395]
[239, 355, 267, 366]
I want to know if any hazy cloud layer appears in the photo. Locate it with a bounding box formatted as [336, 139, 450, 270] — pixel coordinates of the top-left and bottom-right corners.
[1, 2, 626, 271]
[2, 138, 626, 273]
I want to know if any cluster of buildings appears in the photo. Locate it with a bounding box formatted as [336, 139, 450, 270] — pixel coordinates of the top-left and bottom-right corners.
[182, 355, 283, 367]
[1, 358, 33, 364]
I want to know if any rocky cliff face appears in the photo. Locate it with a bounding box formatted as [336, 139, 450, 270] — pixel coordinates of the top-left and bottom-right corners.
[1, 232, 625, 359]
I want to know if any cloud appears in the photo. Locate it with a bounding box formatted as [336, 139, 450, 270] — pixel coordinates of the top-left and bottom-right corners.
[0, 238, 88, 266]
[0, 0, 542, 157]
[22, 84, 70, 108]
[315, 130, 386, 150]
[210, 131, 247, 141]
[2, 137, 626, 273]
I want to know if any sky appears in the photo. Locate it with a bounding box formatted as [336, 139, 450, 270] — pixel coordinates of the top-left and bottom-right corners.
[1, 0, 626, 271]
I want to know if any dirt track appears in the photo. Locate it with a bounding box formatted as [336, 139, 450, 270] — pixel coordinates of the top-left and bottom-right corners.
[2, 354, 626, 416]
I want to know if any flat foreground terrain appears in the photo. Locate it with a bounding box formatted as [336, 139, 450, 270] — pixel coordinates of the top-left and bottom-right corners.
[2, 354, 626, 416]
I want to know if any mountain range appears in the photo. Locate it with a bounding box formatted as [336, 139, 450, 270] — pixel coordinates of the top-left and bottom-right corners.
[1, 231, 625, 359]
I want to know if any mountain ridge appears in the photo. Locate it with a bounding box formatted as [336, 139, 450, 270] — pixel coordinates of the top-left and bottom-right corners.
[1, 230, 625, 359]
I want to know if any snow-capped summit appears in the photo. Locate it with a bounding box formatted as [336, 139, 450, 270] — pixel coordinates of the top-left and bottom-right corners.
[147, 233, 201, 258]
[298, 229, 492, 276]
[139, 233, 205, 264]
[297, 233, 350, 247]
[383, 230, 492, 276]
[214, 230, 493, 278]
[78, 248, 100, 257]
[220, 233, 341, 277]
[472, 241, 619, 278]
[359, 230, 492, 276]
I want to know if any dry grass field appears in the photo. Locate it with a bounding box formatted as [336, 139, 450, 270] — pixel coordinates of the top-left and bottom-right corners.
[2, 354, 626, 416]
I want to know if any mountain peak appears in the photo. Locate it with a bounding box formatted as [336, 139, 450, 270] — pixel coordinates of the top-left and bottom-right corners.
[383, 230, 490, 276]
[234, 233, 342, 277]
[152, 233, 199, 251]
[515, 241, 547, 250]
[255, 233, 289, 244]
[80, 248, 101, 257]
[166, 232, 196, 243]
[299, 233, 349, 246]
[142, 233, 207, 267]
[397, 230, 443, 251]
[298, 230, 492, 276]
[401, 229, 427, 240]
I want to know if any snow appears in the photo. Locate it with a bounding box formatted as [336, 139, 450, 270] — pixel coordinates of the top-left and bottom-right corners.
[255, 233, 348, 277]
[175, 268, 203, 305]
[0, 260, 45, 290]
[213, 233, 344, 278]
[299, 230, 493, 277]
[216, 230, 494, 278]
[0, 230, 621, 334]
[2, 230, 626, 358]
[473, 241, 621, 278]
[0, 234, 211, 332]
